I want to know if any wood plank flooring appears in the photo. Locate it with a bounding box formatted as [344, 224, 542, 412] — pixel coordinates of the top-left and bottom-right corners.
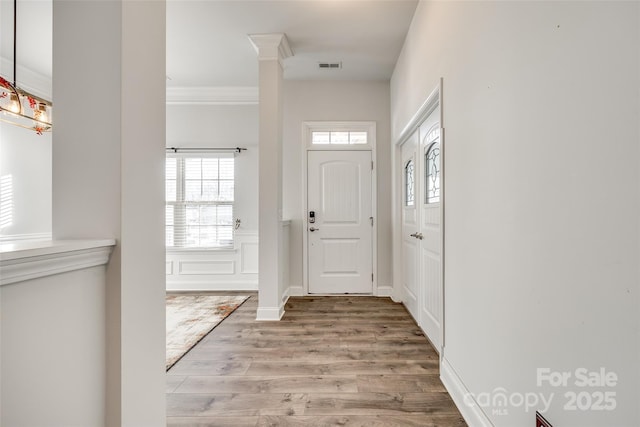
[166, 295, 466, 427]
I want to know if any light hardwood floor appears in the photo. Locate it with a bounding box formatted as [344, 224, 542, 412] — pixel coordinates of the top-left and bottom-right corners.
[166, 294, 467, 427]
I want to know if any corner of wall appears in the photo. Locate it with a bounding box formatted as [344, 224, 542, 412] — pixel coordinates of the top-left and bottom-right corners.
[287, 285, 304, 297]
[376, 285, 394, 298]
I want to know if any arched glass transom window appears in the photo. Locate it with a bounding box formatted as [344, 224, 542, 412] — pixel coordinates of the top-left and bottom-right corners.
[405, 159, 415, 206]
[425, 141, 440, 204]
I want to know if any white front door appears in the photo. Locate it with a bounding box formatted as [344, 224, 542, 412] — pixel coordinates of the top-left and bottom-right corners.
[401, 131, 420, 320]
[399, 106, 444, 353]
[419, 107, 443, 351]
[307, 150, 373, 294]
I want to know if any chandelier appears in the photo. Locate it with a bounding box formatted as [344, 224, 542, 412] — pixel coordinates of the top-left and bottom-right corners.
[0, 0, 52, 134]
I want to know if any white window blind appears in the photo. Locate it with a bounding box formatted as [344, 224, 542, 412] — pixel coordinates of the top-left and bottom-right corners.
[166, 154, 234, 248]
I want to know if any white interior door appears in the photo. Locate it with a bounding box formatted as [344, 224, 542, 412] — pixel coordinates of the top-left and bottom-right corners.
[419, 107, 443, 351]
[307, 150, 373, 294]
[401, 131, 420, 320]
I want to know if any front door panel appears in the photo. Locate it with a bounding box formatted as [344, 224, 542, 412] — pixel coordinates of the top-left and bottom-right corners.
[308, 150, 373, 294]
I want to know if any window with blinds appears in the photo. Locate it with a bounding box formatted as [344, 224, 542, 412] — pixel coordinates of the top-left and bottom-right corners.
[166, 155, 234, 248]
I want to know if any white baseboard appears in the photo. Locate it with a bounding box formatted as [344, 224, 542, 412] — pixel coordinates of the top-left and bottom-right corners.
[287, 285, 304, 296]
[286, 285, 393, 297]
[255, 306, 284, 321]
[390, 284, 403, 303]
[280, 292, 289, 317]
[166, 281, 258, 292]
[440, 356, 494, 427]
[281, 285, 295, 302]
[376, 285, 394, 297]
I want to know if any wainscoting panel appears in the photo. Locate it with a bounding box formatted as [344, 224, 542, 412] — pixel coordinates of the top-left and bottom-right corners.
[166, 231, 258, 291]
[178, 260, 235, 275]
[240, 241, 259, 274]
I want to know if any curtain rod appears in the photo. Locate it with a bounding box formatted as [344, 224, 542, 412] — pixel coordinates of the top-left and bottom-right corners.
[166, 147, 247, 154]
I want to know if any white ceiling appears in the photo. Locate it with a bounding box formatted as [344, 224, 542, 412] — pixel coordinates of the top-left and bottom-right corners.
[167, 0, 419, 86]
[0, 0, 418, 91]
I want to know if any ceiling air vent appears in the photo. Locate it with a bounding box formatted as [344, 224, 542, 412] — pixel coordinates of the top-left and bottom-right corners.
[318, 62, 342, 69]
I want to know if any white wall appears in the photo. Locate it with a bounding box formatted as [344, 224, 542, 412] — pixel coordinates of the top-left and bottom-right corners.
[0, 123, 51, 239]
[0, 0, 51, 243]
[1, 265, 106, 426]
[167, 104, 259, 231]
[167, 104, 258, 147]
[391, 2, 639, 426]
[283, 80, 392, 294]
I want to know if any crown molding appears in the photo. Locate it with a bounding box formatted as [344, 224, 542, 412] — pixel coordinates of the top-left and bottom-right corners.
[247, 33, 293, 66]
[166, 86, 259, 106]
[0, 57, 52, 100]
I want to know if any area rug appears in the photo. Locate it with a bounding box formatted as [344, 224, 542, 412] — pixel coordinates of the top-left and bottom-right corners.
[166, 294, 249, 371]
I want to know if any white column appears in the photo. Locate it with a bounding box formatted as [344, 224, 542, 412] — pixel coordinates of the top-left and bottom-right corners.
[249, 34, 292, 320]
[53, 1, 166, 425]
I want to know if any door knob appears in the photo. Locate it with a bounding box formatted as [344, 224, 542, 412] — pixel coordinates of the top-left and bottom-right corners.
[310, 227, 320, 232]
[416, 233, 424, 240]
[409, 232, 418, 238]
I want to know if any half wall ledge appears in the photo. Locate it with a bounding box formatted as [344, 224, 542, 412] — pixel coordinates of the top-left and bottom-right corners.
[0, 239, 116, 286]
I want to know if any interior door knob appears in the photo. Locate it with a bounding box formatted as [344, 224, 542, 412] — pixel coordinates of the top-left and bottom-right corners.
[416, 233, 424, 240]
[310, 227, 320, 232]
[409, 232, 418, 238]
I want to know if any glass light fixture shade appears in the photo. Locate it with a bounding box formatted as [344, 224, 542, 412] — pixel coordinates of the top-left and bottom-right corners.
[0, 76, 52, 135]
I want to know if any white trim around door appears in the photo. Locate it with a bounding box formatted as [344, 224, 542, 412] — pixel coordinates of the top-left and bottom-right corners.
[392, 80, 445, 356]
[301, 121, 378, 296]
